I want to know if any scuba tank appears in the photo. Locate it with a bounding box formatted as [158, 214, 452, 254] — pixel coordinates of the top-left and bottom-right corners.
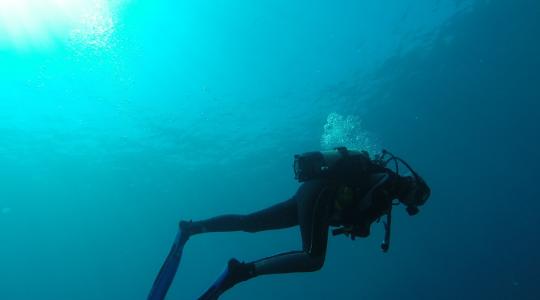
[293, 147, 373, 183]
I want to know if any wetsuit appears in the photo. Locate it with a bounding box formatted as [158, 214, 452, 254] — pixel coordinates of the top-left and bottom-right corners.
[187, 174, 395, 277]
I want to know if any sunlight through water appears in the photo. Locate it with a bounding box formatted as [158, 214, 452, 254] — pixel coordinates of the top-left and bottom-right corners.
[0, 0, 124, 50]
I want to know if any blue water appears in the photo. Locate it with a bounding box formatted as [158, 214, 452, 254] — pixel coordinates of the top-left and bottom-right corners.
[1, 0, 539, 299]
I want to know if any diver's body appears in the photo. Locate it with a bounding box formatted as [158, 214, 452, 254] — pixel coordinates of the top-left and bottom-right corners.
[179, 149, 430, 299]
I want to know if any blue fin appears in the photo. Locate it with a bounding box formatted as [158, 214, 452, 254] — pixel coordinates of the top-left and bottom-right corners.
[198, 258, 251, 300]
[197, 266, 230, 300]
[147, 230, 188, 300]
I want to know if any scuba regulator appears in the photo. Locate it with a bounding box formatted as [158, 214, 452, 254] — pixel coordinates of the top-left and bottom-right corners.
[373, 149, 431, 252]
[373, 149, 431, 215]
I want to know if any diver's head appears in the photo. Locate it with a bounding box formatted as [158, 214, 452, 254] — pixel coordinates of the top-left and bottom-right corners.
[396, 174, 431, 215]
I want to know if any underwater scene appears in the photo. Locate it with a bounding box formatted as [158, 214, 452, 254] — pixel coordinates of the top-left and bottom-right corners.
[1, 0, 539, 299]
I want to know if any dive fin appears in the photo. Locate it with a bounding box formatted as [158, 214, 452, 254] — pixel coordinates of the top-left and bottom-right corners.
[147, 230, 189, 300]
[198, 264, 231, 300]
[198, 259, 254, 300]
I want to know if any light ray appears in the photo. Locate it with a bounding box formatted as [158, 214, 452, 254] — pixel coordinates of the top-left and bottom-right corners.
[0, 0, 121, 50]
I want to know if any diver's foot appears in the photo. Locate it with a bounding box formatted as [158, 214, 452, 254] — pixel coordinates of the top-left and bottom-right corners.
[222, 258, 256, 290]
[178, 220, 193, 245]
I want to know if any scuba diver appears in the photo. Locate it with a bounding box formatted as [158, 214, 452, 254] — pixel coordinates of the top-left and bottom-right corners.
[148, 147, 431, 300]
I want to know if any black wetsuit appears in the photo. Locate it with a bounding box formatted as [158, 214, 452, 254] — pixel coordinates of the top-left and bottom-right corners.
[188, 173, 396, 276]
